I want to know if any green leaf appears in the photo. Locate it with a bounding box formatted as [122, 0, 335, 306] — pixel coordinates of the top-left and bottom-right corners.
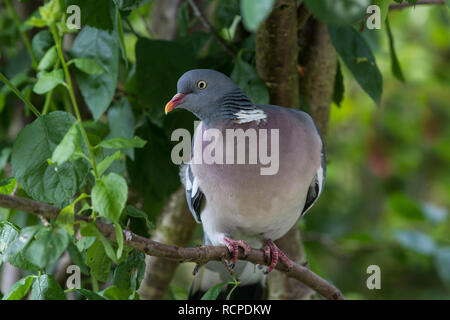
[5, 226, 41, 271]
[76, 236, 96, 252]
[97, 151, 121, 177]
[101, 285, 135, 300]
[99, 136, 147, 150]
[114, 223, 124, 259]
[434, 247, 450, 287]
[113, 0, 152, 10]
[395, 230, 436, 255]
[37, 46, 57, 71]
[304, 0, 370, 26]
[135, 39, 196, 124]
[386, 19, 405, 82]
[51, 122, 83, 166]
[389, 193, 424, 220]
[24, 227, 70, 269]
[328, 26, 383, 106]
[231, 57, 269, 105]
[92, 172, 128, 223]
[66, 241, 90, 275]
[30, 274, 66, 300]
[124, 205, 148, 219]
[86, 240, 111, 282]
[56, 193, 90, 235]
[11, 111, 89, 205]
[0, 178, 16, 195]
[127, 121, 180, 205]
[112, 250, 145, 291]
[66, 0, 116, 31]
[26, 16, 48, 28]
[240, 0, 275, 32]
[32, 30, 54, 61]
[106, 97, 136, 159]
[0, 147, 12, 172]
[215, 0, 240, 30]
[333, 61, 345, 107]
[39, 0, 62, 24]
[2, 275, 35, 300]
[0, 221, 19, 264]
[75, 288, 106, 300]
[71, 58, 105, 75]
[33, 70, 65, 95]
[71, 26, 119, 120]
[201, 282, 229, 300]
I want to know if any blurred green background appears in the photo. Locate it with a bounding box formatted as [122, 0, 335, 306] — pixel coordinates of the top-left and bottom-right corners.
[303, 6, 450, 299]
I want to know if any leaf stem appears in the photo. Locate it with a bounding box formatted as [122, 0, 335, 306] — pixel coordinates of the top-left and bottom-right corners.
[50, 24, 100, 179]
[42, 89, 53, 115]
[0, 72, 41, 117]
[91, 275, 99, 293]
[4, 0, 38, 69]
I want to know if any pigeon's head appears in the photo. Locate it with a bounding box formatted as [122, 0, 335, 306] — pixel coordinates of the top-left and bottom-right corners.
[165, 69, 241, 121]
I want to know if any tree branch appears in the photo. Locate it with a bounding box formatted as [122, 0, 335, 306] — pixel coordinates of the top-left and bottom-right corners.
[389, 0, 445, 11]
[0, 194, 345, 300]
[186, 0, 236, 57]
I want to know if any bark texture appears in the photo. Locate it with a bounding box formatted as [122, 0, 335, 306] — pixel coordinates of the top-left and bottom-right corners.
[150, 0, 182, 40]
[299, 20, 337, 139]
[256, 0, 299, 109]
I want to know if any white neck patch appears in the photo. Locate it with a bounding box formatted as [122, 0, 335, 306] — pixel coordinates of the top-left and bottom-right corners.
[233, 108, 267, 124]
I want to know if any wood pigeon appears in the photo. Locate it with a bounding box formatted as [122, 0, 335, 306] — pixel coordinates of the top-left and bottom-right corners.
[165, 69, 326, 299]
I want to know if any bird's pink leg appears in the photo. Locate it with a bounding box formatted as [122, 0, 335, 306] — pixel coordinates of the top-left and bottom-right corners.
[263, 239, 293, 274]
[223, 237, 251, 266]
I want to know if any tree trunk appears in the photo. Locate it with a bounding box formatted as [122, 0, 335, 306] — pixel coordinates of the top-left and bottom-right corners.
[256, 0, 299, 109]
[299, 20, 337, 140]
[150, 0, 182, 40]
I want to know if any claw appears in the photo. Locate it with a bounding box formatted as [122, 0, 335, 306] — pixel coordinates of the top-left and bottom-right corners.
[223, 237, 251, 265]
[263, 239, 293, 274]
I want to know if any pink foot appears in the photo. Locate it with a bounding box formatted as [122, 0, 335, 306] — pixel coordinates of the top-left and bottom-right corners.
[263, 239, 293, 274]
[223, 237, 251, 266]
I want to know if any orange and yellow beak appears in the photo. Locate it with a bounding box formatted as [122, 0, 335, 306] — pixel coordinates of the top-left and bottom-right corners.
[165, 93, 187, 115]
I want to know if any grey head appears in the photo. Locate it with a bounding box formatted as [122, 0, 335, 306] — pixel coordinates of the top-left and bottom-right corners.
[165, 69, 256, 124]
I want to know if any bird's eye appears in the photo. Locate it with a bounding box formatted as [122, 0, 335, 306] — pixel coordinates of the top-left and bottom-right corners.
[197, 80, 207, 90]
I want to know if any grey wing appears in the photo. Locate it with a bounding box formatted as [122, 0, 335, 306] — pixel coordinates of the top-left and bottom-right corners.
[301, 136, 326, 215]
[286, 108, 327, 215]
[180, 163, 204, 223]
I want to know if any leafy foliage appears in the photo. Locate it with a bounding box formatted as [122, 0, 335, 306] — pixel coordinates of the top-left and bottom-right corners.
[11, 111, 89, 205]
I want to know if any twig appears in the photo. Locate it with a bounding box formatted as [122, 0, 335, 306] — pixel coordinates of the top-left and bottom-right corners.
[4, 0, 37, 69]
[0, 194, 345, 300]
[0, 72, 41, 117]
[389, 0, 445, 11]
[186, 0, 236, 57]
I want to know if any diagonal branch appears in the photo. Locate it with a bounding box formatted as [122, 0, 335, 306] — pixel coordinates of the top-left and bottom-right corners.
[186, 0, 236, 57]
[389, 0, 445, 11]
[0, 194, 345, 300]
